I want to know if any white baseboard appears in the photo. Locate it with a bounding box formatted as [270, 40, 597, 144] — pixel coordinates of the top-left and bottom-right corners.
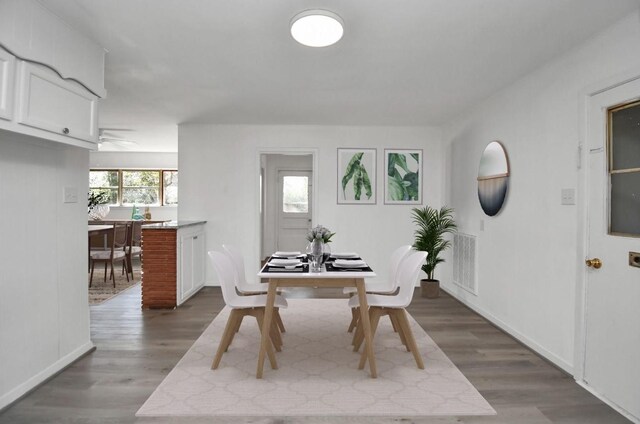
[576, 380, 640, 423]
[440, 284, 574, 374]
[0, 341, 95, 411]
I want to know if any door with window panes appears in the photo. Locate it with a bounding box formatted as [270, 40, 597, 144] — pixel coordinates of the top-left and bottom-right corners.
[584, 79, 640, 421]
[277, 170, 312, 252]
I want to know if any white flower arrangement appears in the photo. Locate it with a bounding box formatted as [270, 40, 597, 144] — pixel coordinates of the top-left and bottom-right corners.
[306, 225, 335, 243]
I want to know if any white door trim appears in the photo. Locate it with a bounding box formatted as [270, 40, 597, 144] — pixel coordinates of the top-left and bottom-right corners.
[255, 148, 318, 276]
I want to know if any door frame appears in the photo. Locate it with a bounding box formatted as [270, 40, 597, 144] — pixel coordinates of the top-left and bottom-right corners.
[574, 68, 640, 421]
[255, 148, 318, 273]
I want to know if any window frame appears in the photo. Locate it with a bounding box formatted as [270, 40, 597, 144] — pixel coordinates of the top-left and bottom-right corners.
[89, 168, 178, 207]
[607, 99, 640, 238]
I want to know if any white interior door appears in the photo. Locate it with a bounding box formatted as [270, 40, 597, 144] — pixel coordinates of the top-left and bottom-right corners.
[277, 170, 312, 252]
[585, 78, 640, 421]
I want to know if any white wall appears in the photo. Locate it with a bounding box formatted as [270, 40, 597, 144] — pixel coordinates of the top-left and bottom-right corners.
[89, 151, 178, 221]
[0, 131, 93, 409]
[441, 12, 640, 373]
[261, 154, 313, 257]
[179, 125, 443, 286]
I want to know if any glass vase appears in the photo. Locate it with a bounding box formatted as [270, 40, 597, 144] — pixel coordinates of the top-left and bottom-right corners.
[308, 239, 324, 272]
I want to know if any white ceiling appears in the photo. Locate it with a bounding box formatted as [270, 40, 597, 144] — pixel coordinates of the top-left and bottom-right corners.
[40, 0, 639, 152]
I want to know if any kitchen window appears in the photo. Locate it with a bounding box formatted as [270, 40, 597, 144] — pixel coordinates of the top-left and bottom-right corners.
[89, 169, 178, 206]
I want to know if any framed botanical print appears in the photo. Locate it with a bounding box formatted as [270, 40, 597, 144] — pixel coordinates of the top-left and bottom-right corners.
[384, 149, 422, 204]
[337, 148, 376, 204]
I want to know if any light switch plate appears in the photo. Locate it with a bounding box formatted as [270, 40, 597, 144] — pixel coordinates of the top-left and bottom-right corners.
[561, 188, 576, 205]
[63, 186, 78, 203]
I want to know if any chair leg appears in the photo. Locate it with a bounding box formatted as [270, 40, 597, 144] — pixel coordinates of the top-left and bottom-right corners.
[212, 310, 240, 369]
[123, 260, 130, 282]
[359, 307, 383, 369]
[110, 260, 116, 287]
[224, 314, 244, 352]
[89, 260, 95, 287]
[389, 312, 409, 351]
[352, 319, 364, 351]
[274, 308, 286, 333]
[103, 262, 108, 283]
[390, 314, 399, 333]
[347, 307, 359, 333]
[269, 322, 282, 352]
[397, 309, 424, 369]
[255, 309, 278, 370]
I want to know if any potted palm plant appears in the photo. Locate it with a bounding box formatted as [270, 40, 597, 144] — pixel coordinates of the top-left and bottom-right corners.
[411, 205, 457, 298]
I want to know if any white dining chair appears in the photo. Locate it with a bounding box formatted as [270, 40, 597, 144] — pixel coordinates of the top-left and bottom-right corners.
[208, 251, 288, 370]
[344, 244, 413, 332]
[350, 250, 428, 370]
[222, 244, 287, 333]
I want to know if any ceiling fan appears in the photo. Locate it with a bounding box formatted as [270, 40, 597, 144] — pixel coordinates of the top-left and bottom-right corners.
[98, 128, 139, 149]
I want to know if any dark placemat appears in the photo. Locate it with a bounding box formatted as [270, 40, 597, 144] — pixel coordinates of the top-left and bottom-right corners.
[325, 256, 362, 263]
[271, 255, 308, 261]
[325, 263, 373, 273]
[262, 264, 309, 273]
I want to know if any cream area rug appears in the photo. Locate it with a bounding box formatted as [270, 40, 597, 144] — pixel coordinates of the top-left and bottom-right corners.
[136, 299, 495, 418]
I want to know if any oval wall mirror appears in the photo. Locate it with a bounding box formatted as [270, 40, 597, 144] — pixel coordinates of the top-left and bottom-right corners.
[477, 141, 510, 216]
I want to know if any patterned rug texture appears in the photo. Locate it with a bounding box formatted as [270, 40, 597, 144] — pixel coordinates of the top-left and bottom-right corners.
[88, 261, 140, 305]
[137, 298, 495, 418]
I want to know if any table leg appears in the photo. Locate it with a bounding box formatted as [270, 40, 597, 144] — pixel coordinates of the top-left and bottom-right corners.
[356, 278, 377, 378]
[256, 279, 278, 378]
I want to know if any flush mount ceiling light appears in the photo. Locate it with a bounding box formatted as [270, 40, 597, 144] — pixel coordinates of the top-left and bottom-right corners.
[290, 10, 344, 47]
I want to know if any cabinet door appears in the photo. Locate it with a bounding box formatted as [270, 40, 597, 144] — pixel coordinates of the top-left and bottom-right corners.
[179, 233, 194, 302]
[16, 61, 98, 142]
[0, 49, 15, 121]
[192, 231, 205, 290]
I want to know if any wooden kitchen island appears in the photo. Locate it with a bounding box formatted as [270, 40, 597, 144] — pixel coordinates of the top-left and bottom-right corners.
[141, 221, 206, 309]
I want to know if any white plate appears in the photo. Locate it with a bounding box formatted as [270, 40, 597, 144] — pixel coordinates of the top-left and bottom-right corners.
[331, 252, 359, 258]
[273, 251, 302, 258]
[269, 259, 302, 267]
[334, 259, 367, 268]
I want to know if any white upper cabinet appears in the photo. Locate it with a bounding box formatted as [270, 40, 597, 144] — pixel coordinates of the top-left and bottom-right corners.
[0, 47, 15, 121]
[0, 0, 106, 98]
[17, 62, 98, 143]
[0, 0, 105, 147]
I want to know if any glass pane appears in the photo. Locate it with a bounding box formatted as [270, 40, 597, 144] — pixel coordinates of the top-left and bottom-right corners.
[122, 170, 160, 187]
[89, 170, 118, 188]
[610, 172, 640, 235]
[89, 171, 119, 206]
[89, 188, 118, 205]
[163, 171, 178, 205]
[611, 102, 640, 170]
[122, 188, 159, 205]
[282, 176, 308, 213]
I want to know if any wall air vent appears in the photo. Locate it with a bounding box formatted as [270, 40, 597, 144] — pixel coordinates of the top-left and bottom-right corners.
[453, 232, 477, 295]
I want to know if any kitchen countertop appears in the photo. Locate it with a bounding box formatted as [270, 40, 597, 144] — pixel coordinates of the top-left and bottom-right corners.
[141, 220, 207, 230]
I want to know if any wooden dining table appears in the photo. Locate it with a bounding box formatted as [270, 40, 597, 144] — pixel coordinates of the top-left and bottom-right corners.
[256, 259, 378, 379]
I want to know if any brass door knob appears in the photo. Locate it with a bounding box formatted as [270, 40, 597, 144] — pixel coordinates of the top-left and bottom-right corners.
[585, 258, 602, 269]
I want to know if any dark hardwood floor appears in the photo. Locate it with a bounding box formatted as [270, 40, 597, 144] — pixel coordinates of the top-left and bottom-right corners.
[0, 285, 630, 424]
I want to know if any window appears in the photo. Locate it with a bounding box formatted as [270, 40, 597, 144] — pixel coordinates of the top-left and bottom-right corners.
[89, 169, 178, 206]
[608, 100, 640, 236]
[282, 176, 309, 213]
[122, 170, 160, 205]
[89, 170, 119, 205]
